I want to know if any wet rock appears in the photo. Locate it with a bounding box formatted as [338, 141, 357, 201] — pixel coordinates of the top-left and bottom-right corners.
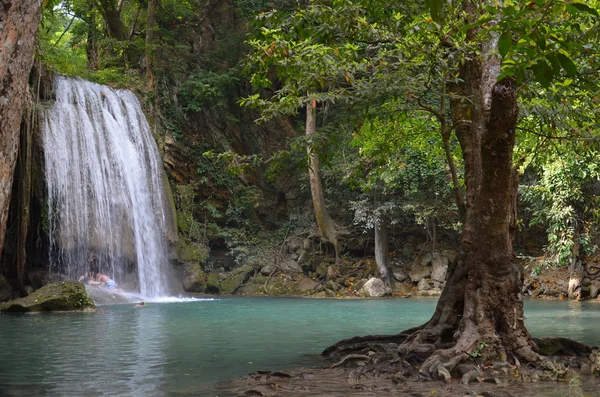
[590, 284, 599, 299]
[298, 277, 319, 292]
[392, 270, 408, 282]
[0, 281, 95, 313]
[361, 278, 388, 297]
[325, 289, 336, 297]
[0, 274, 12, 302]
[181, 262, 207, 293]
[409, 266, 431, 283]
[417, 278, 431, 291]
[28, 268, 62, 290]
[313, 291, 326, 298]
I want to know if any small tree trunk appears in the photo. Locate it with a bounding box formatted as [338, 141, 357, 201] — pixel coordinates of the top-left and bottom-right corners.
[374, 183, 392, 287]
[96, 0, 125, 40]
[374, 218, 392, 287]
[145, 0, 158, 91]
[441, 133, 466, 224]
[86, 10, 99, 70]
[0, 0, 43, 259]
[306, 100, 340, 263]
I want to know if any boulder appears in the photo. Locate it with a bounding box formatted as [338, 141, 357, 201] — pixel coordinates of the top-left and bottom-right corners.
[392, 270, 408, 282]
[0, 281, 95, 313]
[280, 259, 302, 273]
[590, 284, 599, 300]
[393, 282, 412, 295]
[409, 266, 431, 283]
[417, 278, 431, 291]
[237, 284, 260, 295]
[361, 278, 388, 297]
[354, 278, 368, 291]
[421, 252, 450, 283]
[260, 264, 275, 276]
[326, 280, 342, 292]
[298, 277, 319, 292]
[0, 275, 12, 302]
[206, 266, 251, 294]
[181, 262, 207, 293]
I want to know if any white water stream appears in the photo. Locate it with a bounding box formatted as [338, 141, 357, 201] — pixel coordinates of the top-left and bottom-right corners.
[42, 75, 171, 298]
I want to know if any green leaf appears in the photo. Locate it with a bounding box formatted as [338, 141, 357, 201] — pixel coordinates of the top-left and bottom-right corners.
[498, 32, 512, 58]
[426, 0, 445, 25]
[531, 60, 554, 88]
[556, 53, 578, 76]
[570, 2, 599, 17]
[546, 54, 561, 75]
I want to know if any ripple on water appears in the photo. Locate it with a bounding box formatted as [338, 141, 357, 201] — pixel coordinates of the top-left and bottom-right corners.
[1, 297, 600, 396]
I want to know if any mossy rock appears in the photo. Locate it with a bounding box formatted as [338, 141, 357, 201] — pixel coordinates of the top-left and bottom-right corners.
[206, 266, 252, 294]
[0, 281, 95, 313]
[176, 238, 209, 263]
[181, 262, 207, 293]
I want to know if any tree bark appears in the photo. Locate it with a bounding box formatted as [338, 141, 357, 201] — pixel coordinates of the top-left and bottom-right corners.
[145, 0, 158, 91]
[306, 100, 340, 262]
[95, 0, 125, 41]
[397, 16, 538, 377]
[0, 0, 43, 259]
[15, 93, 34, 294]
[374, 183, 392, 287]
[86, 10, 100, 70]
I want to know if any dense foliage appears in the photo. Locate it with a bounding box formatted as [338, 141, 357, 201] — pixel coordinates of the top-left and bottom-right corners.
[36, 0, 600, 270]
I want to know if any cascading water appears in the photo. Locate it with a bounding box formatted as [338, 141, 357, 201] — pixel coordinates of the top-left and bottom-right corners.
[41, 75, 171, 297]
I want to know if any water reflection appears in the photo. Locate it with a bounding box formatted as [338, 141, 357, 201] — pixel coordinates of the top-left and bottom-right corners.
[1, 298, 600, 396]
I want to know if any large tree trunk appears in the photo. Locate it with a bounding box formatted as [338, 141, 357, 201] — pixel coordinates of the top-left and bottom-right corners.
[306, 100, 340, 262]
[15, 89, 35, 294]
[95, 0, 125, 40]
[397, 24, 538, 379]
[0, 0, 43, 259]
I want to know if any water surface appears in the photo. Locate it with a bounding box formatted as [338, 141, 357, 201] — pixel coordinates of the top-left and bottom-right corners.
[0, 297, 598, 396]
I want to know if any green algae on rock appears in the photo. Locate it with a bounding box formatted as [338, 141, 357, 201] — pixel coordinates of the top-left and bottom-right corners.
[0, 281, 95, 313]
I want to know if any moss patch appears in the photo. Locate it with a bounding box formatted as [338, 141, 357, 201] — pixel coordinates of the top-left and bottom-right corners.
[176, 238, 209, 263]
[0, 281, 95, 313]
[206, 266, 252, 294]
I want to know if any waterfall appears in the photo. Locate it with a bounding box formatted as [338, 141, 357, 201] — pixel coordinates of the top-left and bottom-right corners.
[41, 75, 171, 297]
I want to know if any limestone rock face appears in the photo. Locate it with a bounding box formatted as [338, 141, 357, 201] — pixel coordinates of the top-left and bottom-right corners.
[0, 281, 95, 313]
[181, 262, 207, 293]
[0, 275, 12, 302]
[361, 278, 389, 297]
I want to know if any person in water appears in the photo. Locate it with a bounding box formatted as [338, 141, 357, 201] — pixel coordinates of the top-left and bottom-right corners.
[135, 301, 146, 308]
[88, 273, 123, 293]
